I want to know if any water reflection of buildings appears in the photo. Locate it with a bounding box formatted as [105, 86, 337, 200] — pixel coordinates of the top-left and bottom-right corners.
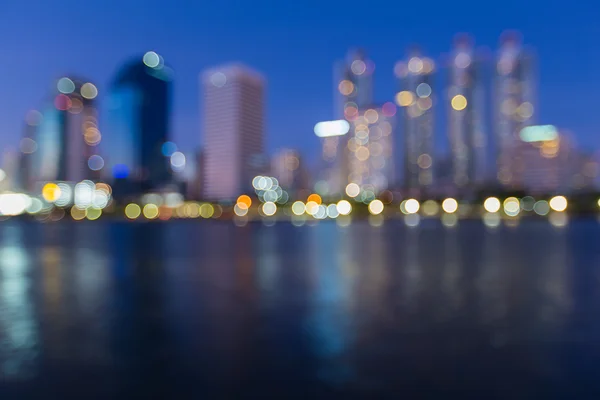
[0, 225, 39, 379]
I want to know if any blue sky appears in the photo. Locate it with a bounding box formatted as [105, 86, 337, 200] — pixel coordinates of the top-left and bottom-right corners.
[0, 0, 598, 162]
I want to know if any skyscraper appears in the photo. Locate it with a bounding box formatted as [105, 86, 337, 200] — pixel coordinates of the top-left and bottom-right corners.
[344, 104, 396, 197]
[448, 36, 486, 193]
[202, 64, 265, 201]
[395, 51, 435, 196]
[495, 32, 536, 188]
[320, 49, 375, 197]
[271, 148, 307, 194]
[27, 77, 100, 185]
[104, 51, 173, 194]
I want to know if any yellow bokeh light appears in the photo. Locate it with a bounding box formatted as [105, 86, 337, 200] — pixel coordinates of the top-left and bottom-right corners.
[237, 195, 252, 208]
[42, 183, 61, 202]
[143, 204, 159, 219]
[442, 198, 458, 214]
[125, 203, 141, 219]
[503, 197, 521, 216]
[396, 91, 414, 107]
[368, 199, 384, 215]
[71, 207, 86, 221]
[422, 200, 439, 216]
[305, 201, 319, 215]
[549, 196, 567, 212]
[451, 95, 467, 111]
[86, 207, 102, 220]
[199, 203, 215, 218]
[345, 183, 360, 198]
[483, 197, 501, 213]
[307, 193, 322, 205]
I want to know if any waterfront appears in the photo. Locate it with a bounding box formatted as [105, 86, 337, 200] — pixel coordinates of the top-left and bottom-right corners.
[1, 219, 600, 398]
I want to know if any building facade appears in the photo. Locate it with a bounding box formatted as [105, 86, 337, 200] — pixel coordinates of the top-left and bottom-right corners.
[448, 36, 486, 193]
[495, 33, 536, 188]
[202, 64, 265, 201]
[395, 51, 435, 196]
[104, 51, 173, 195]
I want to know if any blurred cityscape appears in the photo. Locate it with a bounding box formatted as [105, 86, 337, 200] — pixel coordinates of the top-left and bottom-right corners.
[2, 31, 598, 222]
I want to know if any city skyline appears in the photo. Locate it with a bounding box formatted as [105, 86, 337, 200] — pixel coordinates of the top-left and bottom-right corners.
[0, 0, 598, 164]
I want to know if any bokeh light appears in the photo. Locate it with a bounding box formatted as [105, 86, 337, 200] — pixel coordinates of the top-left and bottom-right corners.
[404, 199, 420, 214]
[262, 202, 277, 216]
[42, 183, 61, 202]
[81, 83, 98, 99]
[484, 197, 501, 213]
[143, 204, 159, 219]
[451, 94, 467, 111]
[442, 198, 458, 214]
[125, 203, 142, 219]
[549, 196, 567, 212]
[503, 197, 521, 216]
[368, 199, 384, 215]
[337, 200, 352, 216]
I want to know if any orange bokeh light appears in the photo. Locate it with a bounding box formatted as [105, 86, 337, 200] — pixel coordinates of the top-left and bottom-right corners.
[307, 193, 322, 205]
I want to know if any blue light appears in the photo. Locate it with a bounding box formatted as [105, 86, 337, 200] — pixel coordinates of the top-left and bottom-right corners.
[113, 164, 129, 179]
[161, 141, 177, 157]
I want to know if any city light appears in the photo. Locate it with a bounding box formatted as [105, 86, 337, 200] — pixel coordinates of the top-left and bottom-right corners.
[262, 202, 277, 216]
[403, 199, 420, 214]
[143, 51, 161, 68]
[80, 83, 98, 99]
[143, 204, 159, 219]
[314, 120, 350, 138]
[307, 193, 322, 205]
[451, 94, 467, 111]
[125, 203, 142, 219]
[549, 196, 568, 212]
[503, 197, 521, 216]
[368, 199, 384, 215]
[534, 200, 550, 216]
[42, 183, 61, 203]
[395, 91, 414, 107]
[57, 77, 75, 94]
[291, 201, 306, 216]
[345, 183, 360, 198]
[519, 125, 558, 142]
[336, 200, 352, 216]
[484, 197, 501, 213]
[422, 200, 439, 216]
[0, 193, 31, 216]
[442, 198, 458, 214]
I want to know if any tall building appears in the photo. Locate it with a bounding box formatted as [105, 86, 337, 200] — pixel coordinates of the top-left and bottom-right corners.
[16, 111, 42, 192]
[317, 50, 376, 197]
[344, 104, 396, 196]
[271, 148, 308, 194]
[519, 126, 571, 194]
[202, 64, 265, 201]
[495, 32, 536, 188]
[26, 77, 100, 185]
[448, 36, 486, 193]
[104, 51, 173, 194]
[395, 50, 435, 196]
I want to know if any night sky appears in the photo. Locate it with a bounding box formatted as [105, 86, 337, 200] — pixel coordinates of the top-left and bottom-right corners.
[1, 0, 598, 163]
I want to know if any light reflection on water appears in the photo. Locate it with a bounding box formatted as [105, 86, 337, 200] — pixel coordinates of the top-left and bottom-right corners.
[0, 219, 600, 397]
